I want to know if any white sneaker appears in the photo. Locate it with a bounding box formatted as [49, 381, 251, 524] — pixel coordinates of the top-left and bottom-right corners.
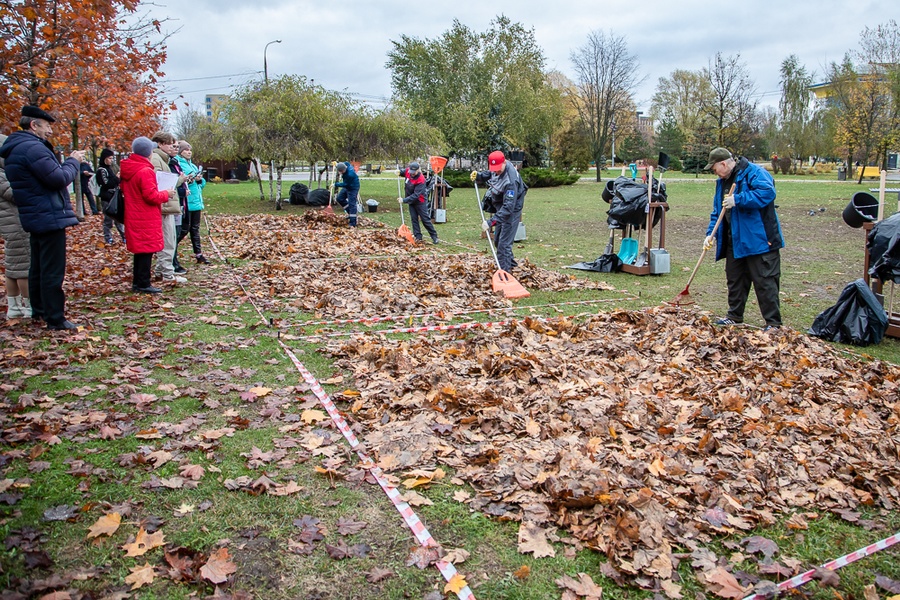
[162, 275, 188, 284]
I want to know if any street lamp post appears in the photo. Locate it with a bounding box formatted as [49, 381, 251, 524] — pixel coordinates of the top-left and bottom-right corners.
[264, 39, 281, 83]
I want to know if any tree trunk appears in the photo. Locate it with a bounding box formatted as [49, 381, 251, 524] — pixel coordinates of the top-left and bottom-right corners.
[268, 161, 275, 201]
[254, 158, 265, 200]
[275, 166, 284, 210]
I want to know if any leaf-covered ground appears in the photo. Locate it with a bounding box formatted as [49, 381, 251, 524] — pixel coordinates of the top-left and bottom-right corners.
[1, 211, 899, 599]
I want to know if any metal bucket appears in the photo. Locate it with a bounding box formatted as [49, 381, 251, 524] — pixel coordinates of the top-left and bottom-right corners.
[842, 192, 878, 228]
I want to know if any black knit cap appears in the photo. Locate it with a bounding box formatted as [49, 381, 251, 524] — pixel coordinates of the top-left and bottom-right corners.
[22, 105, 55, 123]
[99, 148, 115, 164]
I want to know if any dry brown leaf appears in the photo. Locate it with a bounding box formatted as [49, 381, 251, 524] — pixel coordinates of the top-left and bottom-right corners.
[514, 565, 531, 579]
[301, 409, 327, 424]
[87, 512, 121, 539]
[517, 521, 555, 558]
[122, 527, 165, 557]
[201, 547, 237, 584]
[125, 562, 155, 590]
[700, 567, 748, 599]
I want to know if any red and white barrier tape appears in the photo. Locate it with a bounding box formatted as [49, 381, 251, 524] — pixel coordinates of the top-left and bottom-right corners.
[278, 339, 476, 600]
[741, 531, 900, 600]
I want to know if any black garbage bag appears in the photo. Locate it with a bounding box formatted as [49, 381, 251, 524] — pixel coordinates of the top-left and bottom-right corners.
[566, 253, 623, 273]
[289, 182, 309, 205]
[306, 188, 331, 207]
[607, 177, 668, 229]
[808, 279, 888, 346]
[867, 212, 900, 284]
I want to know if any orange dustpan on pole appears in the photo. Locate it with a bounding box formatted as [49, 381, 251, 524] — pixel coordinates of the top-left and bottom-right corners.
[474, 182, 529, 299]
[396, 170, 417, 245]
[429, 155, 448, 174]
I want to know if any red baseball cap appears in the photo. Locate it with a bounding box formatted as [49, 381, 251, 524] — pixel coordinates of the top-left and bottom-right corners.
[488, 150, 506, 172]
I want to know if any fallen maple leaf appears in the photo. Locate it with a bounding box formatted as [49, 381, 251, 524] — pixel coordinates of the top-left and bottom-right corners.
[87, 512, 121, 539]
[336, 517, 367, 536]
[201, 547, 237, 584]
[123, 527, 165, 557]
[700, 567, 748, 599]
[179, 464, 205, 480]
[555, 572, 603, 600]
[173, 503, 194, 517]
[125, 562, 155, 589]
[517, 521, 555, 558]
[443, 548, 470, 564]
[406, 545, 443, 569]
[513, 565, 531, 579]
[444, 573, 468, 594]
[365, 566, 395, 583]
[249, 386, 271, 397]
[301, 409, 327, 424]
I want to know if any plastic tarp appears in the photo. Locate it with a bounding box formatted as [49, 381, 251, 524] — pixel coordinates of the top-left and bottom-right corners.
[867, 212, 900, 284]
[566, 253, 623, 273]
[606, 176, 667, 229]
[808, 279, 889, 346]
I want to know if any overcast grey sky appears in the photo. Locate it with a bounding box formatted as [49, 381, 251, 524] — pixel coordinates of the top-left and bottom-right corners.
[147, 0, 886, 116]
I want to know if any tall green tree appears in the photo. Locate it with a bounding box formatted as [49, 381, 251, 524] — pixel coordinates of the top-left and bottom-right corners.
[386, 16, 561, 161]
[649, 69, 712, 137]
[570, 29, 644, 181]
[778, 55, 815, 163]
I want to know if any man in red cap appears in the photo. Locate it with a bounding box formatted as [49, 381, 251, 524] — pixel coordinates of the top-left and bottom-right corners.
[0, 105, 85, 331]
[470, 150, 527, 272]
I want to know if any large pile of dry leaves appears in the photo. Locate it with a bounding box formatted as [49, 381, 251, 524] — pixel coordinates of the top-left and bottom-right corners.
[208, 214, 617, 320]
[324, 308, 900, 592]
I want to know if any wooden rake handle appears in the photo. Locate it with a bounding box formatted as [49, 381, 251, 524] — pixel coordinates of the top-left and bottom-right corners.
[684, 184, 735, 289]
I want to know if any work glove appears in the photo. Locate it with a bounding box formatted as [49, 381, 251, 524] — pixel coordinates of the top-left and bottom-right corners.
[397, 197, 403, 204]
[703, 236, 714, 251]
[481, 220, 490, 232]
[470, 170, 478, 182]
[723, 195, 735, 210]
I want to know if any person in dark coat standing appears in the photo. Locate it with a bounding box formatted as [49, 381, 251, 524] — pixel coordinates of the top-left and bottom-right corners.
[79, 160, 99, 216]
[333, 161, 360, 227]
[96, 148, 125, 244]
[0, 133, 32, 319]
[470, 151, 527, 272]
[703, 147, 784, 330]
[120, 137, 175, 294]
[397, 161, 438, 244]
[0, 105, 85, 331]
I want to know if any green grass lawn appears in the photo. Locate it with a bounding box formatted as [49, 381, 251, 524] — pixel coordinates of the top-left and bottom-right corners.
[1, 174, 898, 599]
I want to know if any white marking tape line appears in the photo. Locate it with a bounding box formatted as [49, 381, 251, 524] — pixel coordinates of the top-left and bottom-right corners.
[289, 296, 637, 329]
[278, 339, 476, 600]
[741, 531, 900, 600]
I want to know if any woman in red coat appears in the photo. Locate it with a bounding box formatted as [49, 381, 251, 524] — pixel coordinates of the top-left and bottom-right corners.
[120, 137, 175, 294]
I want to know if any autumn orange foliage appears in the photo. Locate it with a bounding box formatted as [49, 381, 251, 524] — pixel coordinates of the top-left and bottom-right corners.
[0, 0, 169, 156]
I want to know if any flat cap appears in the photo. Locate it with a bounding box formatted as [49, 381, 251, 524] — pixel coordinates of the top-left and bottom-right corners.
[22, 105, 55, 123]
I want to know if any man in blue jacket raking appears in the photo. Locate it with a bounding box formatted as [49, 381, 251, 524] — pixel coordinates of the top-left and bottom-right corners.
[703, 147, 784, 330]
[0, 105, 85, 331]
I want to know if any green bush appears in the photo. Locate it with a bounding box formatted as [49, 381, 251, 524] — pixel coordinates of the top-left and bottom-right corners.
[667, 156, 683, 172]
[520, 168, 580, 187]
[441, 168, 579, 189]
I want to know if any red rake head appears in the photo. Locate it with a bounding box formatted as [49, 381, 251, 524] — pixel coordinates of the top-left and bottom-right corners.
[668, 289, 695, 306]
[492, 270, 530, 299]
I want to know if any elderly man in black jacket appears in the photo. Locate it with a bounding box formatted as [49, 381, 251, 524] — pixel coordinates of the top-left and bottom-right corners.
[0, 105, 85, 331]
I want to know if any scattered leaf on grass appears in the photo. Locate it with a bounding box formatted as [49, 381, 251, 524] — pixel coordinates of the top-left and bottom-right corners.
[444, 573, 468, 594]
[125, 562, 155, 590]
[201, 547, 237, 584]
[336, 517, 367, 536]
[365, 567, 395, 583]
[513, 565, 530, 579]
[87, 512, 121, 538]
[555, 572, 603, 600]
[699, 567, 748, 599]
[517, 521, 555, 558]
[122, 527, 165, 557]
[406, 545, 443, 569]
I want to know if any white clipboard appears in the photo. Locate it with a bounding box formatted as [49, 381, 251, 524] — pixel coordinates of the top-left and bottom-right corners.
[156, 171, 179, 191]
